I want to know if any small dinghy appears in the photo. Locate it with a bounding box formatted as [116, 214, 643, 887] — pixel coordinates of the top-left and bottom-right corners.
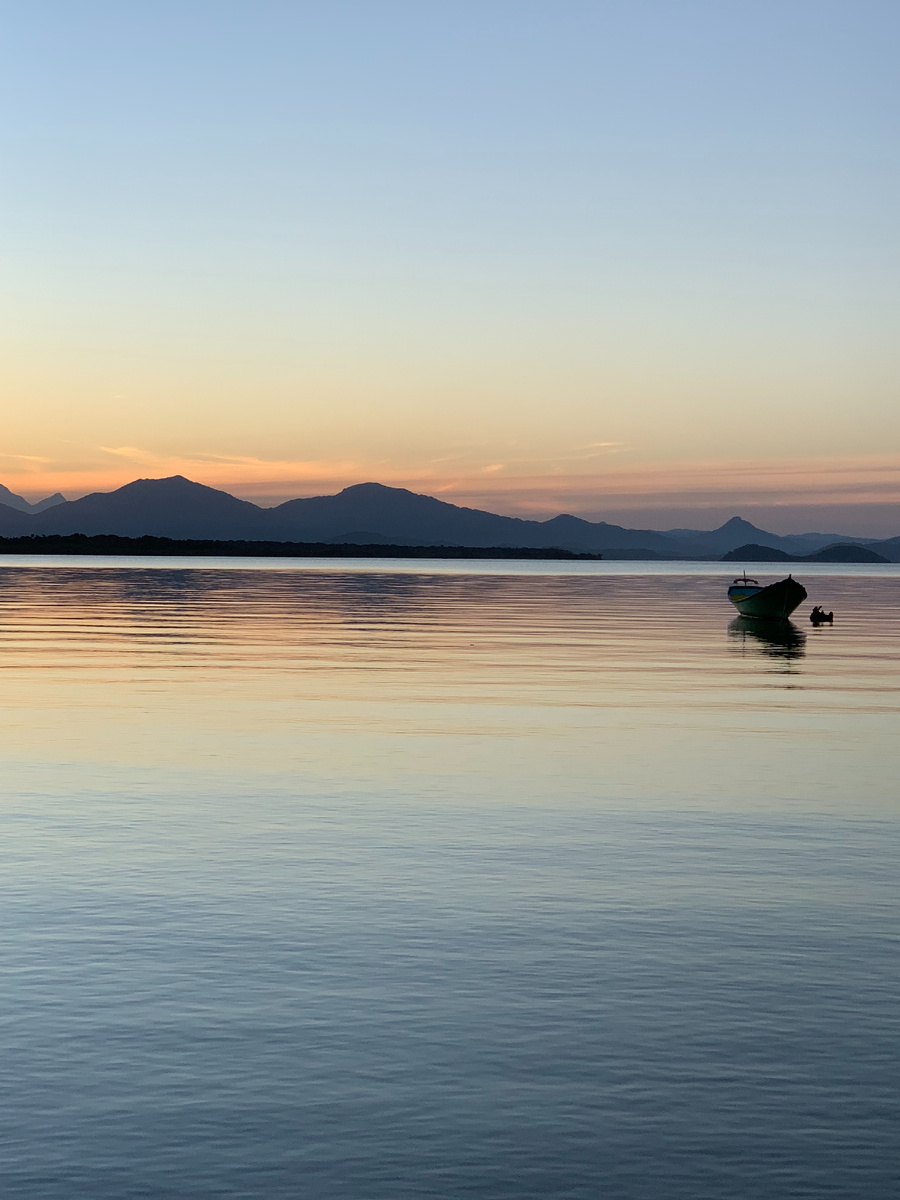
[809, 606, 834, 625]
[727, 573, 807, 619]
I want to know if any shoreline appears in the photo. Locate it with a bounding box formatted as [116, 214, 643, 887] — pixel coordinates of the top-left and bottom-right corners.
[0, 534, 602, 561]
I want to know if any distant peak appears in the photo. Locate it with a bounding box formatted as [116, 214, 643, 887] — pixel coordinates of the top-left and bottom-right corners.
[341, 482, 407, 494]
[338, 482, 420, 499]
[124, 474, 207, 491]
[0, 484, 65, 513]
[30, 492, 66, 513]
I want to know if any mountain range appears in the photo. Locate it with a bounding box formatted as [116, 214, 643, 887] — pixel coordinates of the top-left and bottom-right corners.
[1, 475, 897, 560]
[0, 484, 66, 514]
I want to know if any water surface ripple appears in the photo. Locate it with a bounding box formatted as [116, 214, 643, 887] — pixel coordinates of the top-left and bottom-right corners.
[2, 562, 898, 1199]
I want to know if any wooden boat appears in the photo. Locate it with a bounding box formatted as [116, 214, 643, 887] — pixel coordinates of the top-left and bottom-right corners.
[727, 573, 807, 619]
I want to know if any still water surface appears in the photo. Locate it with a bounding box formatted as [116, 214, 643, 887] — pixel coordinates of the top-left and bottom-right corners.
[2, 561, 898, 1198]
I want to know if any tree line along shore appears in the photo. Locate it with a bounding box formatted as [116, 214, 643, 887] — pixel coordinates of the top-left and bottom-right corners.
[0, 533, 889, 563]
[0, 533, 602, 561]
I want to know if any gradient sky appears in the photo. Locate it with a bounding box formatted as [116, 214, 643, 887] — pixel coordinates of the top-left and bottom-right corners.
[2, 1, 898, 533]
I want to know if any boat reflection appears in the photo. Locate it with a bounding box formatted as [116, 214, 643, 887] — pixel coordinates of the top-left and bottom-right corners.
[728, 616, 806, 662]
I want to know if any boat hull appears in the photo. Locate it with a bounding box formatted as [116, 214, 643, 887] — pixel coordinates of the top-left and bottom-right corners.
[728, 576, 807, 619]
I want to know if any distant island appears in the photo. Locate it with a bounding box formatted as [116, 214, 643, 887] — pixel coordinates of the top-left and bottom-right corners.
[0, 475, 897, 561]
[722, 542, 889, 564]
[0, 534, 602, 561]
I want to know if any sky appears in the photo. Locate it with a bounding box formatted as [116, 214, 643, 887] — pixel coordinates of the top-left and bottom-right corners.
[1, 1, 898, 534]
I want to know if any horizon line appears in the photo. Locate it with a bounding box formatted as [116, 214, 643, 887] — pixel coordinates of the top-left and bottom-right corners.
[2, 472, 898, 541]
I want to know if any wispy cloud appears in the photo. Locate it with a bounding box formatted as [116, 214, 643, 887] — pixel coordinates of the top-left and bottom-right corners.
[99, 446, 151, 460]
[2, 448, 898, 525]
[0, 453, 53, 466]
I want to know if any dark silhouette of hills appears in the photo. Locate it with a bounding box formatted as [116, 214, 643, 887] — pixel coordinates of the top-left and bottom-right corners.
[31, 492, 66, 513]
[870, 535, 900, 561]
[0, 485, 65, 515]
[805, 544, 889, 563]
[664, 515, 865, 556]
[0, 475, 896, 559]
[24, 476, 268, 539]
[666, 516, 780, 556]
[0, 503, 34, 536]
[721, 543, 794, 562]
[722, 542, 889, 564]
[1, 477, 672, 553]
[264, 483, 674, 553]
[0, 485, 27, 512]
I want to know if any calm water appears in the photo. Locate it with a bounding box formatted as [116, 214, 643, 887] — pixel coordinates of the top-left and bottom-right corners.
[2, 561, 898, 1199]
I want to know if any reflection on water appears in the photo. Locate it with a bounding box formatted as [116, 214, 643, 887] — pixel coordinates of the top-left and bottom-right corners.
[728, 615, 807, 662]
[2, 563, 899, 1200]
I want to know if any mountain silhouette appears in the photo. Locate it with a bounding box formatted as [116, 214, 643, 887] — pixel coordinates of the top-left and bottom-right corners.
[30, 492, 67, 513]
[721, 543, 794, 562]
[722, 541, 889, 564]
[667, 516, 787, 555]
[0, 475, 894, 558]
[803, 543, 888, 563]
[26, 476, 268, 539]
[0, 485, 31, 513]
[0, 502, 35, 535]
[266, 483, 674, 552]
[0, 485, 66, 515]
[870, 535, 900, 561]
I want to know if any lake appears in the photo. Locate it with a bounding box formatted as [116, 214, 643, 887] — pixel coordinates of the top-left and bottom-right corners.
[2, 560, 898, 1199]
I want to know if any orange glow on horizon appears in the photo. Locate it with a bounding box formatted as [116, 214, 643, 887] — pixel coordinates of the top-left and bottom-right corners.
[3, 450, 899, 520]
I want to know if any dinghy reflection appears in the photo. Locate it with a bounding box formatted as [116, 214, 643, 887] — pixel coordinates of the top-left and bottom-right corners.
[728, 615, 806, 662]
